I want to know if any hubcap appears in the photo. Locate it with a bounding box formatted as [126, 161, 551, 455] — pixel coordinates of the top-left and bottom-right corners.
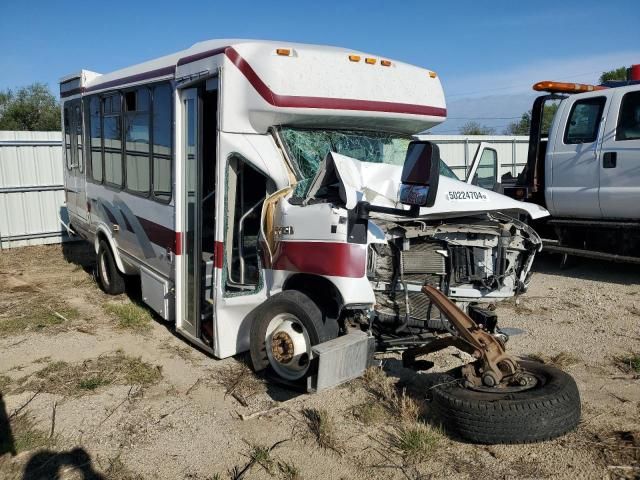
[265, 313, 312, 381]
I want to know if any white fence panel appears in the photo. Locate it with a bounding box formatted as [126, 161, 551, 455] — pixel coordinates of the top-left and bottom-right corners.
[419, 135, 529, 181]
[0, 131, 530, 249]
[0, 131, 67, 249]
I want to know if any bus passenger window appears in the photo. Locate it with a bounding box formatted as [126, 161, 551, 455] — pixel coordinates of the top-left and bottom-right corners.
[152, 84, 172, 202]
[75, 104, 83, 172]
[64, 106, 72, 170]
[103, 94, 123, 187]
[224, 157, 268, 292]
[88, 96, 102, 182]
[124, 88, 150, 194]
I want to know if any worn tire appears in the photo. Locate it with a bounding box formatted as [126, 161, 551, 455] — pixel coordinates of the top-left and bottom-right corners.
[430, 360, 581, 444]
[96, 239, 126, 295]
[249, 290, 337, 375]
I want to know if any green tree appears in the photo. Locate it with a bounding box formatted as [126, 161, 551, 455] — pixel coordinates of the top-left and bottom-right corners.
[599, 67, 627, 84]
[459, 121, 495, 135]
[0, 83, 60, 131]
[505, 102, 559, 136]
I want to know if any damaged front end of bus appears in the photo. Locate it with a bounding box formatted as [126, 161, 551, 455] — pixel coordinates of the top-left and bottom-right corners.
[250, 134, 580, 444]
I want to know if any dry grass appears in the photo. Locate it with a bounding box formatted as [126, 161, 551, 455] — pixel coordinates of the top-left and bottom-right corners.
[613, 353, 640, 375]
[302, 408, 341, 453]
[0, 295, 80, 337]
[362, 367, 422, 423]
[503, 297, 534, 314]
[160, 341, 196, 363]
[247, 443, 276, 474]
[526, 351, 580, 369]
[352, 401, 388, 425]
[104, 302, 153, 332]
[277, 460, 302, 480]
[214, 361, 265, 405]
[586, 428, 639, 477]
[0, 411, 56, 454]
[388, 423, 442, 464]
[15, 350, 162, 396]
[0, 375, 11, 392]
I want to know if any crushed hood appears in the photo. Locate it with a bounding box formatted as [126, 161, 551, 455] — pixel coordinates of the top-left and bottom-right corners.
[305, 152, 549, 220]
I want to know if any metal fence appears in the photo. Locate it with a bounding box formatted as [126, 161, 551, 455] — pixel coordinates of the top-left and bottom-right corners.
[0, 131, 531, 249]
[0, 131, 68, 249]
[422, 135, 530, 180]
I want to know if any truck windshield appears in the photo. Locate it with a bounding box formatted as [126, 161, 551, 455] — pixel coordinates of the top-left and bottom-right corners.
[278, 127, 457, 197]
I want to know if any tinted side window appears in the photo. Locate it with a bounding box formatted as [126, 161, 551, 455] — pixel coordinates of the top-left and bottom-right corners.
[88, 96, 103, 182]
[124, 88, 151, 194]
[616, 91, 640, 141]
[152, 84, 173, 202]
[103, 94, 123, 187]
[564, 97, 606, 144]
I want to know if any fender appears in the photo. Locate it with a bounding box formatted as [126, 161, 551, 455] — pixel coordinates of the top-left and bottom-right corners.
[93, 224, 128, 274]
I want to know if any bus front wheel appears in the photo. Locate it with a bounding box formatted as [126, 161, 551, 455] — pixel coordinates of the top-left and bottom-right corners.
[96, 239, 126, 295]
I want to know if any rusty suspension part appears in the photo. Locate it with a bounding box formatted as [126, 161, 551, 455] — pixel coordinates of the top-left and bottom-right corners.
[421, 285, 519, 387]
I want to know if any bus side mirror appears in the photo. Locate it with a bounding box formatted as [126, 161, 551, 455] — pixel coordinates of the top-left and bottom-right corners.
[399, 141, 440, 208]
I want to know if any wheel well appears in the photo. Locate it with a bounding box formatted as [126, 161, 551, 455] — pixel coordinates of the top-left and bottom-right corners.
[282, 274, 343, 320]
[95, 230, 125, 274]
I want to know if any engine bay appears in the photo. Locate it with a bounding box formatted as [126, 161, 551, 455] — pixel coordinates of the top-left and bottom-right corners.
[366, 213, 542, 334]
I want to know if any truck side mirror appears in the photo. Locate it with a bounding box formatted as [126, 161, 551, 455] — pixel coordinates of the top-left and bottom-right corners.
[399, 141, 440, 208]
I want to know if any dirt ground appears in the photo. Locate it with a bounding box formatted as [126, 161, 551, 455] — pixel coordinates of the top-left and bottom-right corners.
[0, 243, 638, 480]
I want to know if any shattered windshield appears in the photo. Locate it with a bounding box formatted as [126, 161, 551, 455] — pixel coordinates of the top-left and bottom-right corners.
[278, 128, 458, 197]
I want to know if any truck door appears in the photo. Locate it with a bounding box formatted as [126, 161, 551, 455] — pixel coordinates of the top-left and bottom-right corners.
[466, 143, 500, 192]
[547, 95, 607, 218]
[599, 87, 640, 219]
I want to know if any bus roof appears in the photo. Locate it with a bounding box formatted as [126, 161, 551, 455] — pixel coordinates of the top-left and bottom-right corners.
[61, 39, 447, 134]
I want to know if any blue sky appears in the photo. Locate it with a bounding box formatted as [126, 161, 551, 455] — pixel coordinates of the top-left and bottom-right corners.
[1, 0, 638, 133]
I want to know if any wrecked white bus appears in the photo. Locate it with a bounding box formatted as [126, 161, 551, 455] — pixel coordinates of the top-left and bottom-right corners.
[60, 40, 579, 444]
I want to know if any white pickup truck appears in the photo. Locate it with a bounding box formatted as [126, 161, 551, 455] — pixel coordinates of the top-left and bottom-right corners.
[463, 65, 640, 263]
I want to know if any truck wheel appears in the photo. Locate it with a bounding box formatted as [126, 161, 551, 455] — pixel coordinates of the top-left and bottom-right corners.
[430, 360, 580, 444]
[249, 290, 337, 381]
[96, 239, 126, 295]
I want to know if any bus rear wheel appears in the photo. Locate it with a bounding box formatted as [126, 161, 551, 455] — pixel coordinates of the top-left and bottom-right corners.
[249, 290, 337, 382]
[96, 239, 126, 295]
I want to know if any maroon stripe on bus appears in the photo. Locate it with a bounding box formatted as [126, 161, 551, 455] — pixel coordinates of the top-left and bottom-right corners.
[269, 241, 366, 278]
[214, 240, 224, 269]
[136, 216, 176, 252]
[177, 46, 228, 66]
[225, 47, 447, 117]
[61, 65, 176, 98]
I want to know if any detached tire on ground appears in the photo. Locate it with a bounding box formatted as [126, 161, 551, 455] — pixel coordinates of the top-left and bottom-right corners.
[96, 239, 126, 295]
[430, 360, 581, 444]
[249, 290, 338, 382]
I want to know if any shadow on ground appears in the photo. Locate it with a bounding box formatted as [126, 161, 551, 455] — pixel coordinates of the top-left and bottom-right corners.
[22, 448, 104, 480]
[534, 252, 640, 286]
[0, 393, 16, 457]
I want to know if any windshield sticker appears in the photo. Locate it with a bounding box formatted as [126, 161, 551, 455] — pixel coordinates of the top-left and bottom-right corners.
[446, 191, 488, 202]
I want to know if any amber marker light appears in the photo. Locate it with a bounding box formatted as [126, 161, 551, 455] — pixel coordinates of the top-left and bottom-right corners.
[381, 60, 392, 67]
[349, 55, 361, 62]
[533, 81, 607, 93]
[365, 57, 376, 65]
[276, 48, 291, 56]
[428, 71, 437, 78]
